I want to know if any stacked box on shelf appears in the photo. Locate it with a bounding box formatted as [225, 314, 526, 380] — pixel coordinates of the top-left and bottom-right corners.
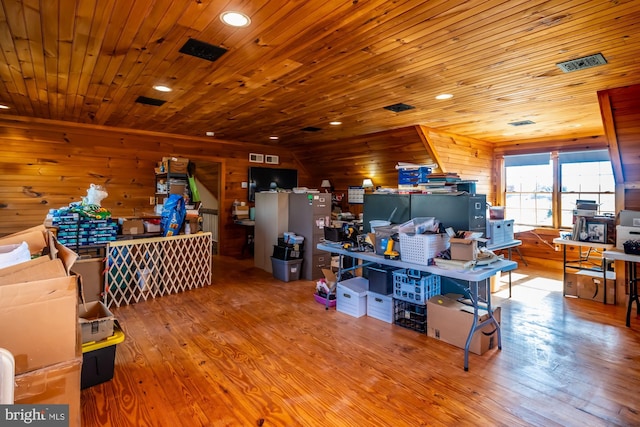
[392, 269, 441, 305]
[52, 212, 80, 247]
[398, 167, 431, 185]
[86, 218, 118, 245]
[53, 213, 118, 247]
[52, 212, 80, 243]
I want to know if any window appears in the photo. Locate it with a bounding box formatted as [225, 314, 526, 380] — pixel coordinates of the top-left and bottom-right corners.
[504, 150, 614, 228]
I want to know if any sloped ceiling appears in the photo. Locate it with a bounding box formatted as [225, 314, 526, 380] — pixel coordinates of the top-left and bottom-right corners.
[0, 0, 639, 155]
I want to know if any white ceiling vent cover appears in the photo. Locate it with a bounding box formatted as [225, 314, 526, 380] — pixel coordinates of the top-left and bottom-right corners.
[556, 53, 607, 73]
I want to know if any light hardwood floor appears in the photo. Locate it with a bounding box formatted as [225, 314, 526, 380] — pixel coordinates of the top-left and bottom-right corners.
[81, 255, 640, 426]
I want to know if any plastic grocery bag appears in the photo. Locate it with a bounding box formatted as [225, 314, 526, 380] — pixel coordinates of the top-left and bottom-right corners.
[0, 241, 31, 269]
[161, 194, 186, 237]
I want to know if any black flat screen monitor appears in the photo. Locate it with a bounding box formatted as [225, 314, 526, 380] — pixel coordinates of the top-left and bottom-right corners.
[248, 167, 298, 202]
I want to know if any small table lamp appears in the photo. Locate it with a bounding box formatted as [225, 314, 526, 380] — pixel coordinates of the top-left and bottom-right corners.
[321, 179, 332, 192]
[362, 178, 374, 190]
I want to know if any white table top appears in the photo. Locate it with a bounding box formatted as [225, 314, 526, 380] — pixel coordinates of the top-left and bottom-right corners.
[603, 249, 640, 263]
[486, 239, 522, 251]
[552, 238, 614, 250]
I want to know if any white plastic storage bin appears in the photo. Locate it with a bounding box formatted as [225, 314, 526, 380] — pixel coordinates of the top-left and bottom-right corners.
[366, 292, 393, 323]
[486, 220, 504, 245]
[503, 219, 515, 242]
[398, 233, 450, 265]
[336, 277, 368, 318]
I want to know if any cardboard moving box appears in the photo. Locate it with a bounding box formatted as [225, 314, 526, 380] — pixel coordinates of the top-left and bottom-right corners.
[427, 294, 501, 355]
[121, 219, 145, 235]
[0, 227, 82, 426]
[0, 227, 81, 375]
[14, 357, 82, 427]
[448, 231, 485, 261]
[449, 238, 478, 261]
[0, 275, 79, 374]
[71, 257, 104, 303]
[79, 301, 115, 344]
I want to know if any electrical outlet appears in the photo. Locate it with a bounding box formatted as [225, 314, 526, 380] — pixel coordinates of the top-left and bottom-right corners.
[150, 197, 155, 205]
[241, 181, 248, 189]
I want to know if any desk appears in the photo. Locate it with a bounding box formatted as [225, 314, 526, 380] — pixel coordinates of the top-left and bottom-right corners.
[317, 242, 517, 371]
[486, 239, 522, 297]
[553, 238, 615, 304]
[234, 219, 255, 257]
[603, 250, 640, 327]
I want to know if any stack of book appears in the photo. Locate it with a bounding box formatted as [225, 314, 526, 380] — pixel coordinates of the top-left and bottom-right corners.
[418, 172, 462, 193]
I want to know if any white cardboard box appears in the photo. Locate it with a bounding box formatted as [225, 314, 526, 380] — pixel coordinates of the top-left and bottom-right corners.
[616, 225, 640, 250]
[619, 210, 640, 227]
[336, 277, 368, 318]
[366, 291, 393, 323]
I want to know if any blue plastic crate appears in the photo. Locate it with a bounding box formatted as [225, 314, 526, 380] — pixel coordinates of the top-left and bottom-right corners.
[392, 269, 441, 304]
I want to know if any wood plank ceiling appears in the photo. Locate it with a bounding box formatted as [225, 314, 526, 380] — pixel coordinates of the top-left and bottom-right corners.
[0, 0, 639, 151]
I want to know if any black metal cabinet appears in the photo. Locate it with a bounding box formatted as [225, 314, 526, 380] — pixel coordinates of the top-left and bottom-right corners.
[410, 194, 486, 235]
[363, 193, 486, 236]
[362, 194, 411, 233]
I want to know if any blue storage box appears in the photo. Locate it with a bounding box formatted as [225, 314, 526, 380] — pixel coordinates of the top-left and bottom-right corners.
[398, 167, 431, 185]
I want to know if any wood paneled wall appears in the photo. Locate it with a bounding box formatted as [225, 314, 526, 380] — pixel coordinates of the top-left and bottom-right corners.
[303, 125, 496, 212]
[0, 116, 306, 256]
[598, 84, 640, 211]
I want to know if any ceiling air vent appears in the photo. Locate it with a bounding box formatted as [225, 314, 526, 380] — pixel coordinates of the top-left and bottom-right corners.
[508, 120, 535, 127]
[135, 96, 166, 106]
[179, 38, 228, 62]
[383, 103, 415, 113]
[301, 126, 322, 132]
[556, 53, 607, 73]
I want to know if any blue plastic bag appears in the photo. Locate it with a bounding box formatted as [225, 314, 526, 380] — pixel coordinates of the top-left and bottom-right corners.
[161, 194, 186, 236]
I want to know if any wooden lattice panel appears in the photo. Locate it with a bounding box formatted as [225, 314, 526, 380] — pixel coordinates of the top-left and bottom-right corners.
[105, 233, 212, 307]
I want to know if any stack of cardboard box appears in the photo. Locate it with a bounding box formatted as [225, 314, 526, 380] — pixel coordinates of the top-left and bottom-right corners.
[0, 225, 82, 425]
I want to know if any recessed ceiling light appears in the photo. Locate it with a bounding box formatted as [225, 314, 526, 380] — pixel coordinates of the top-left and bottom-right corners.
[220, 11, 251, 27]
[435, 93, 453, 100]
[508, 120, 535, 127]
[269, 136, 279, 140]
[0, 104, 9, 109]
[329, 121, 342, 126]
[153, 85, 172, 92]
[205, 131, 215, 137]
